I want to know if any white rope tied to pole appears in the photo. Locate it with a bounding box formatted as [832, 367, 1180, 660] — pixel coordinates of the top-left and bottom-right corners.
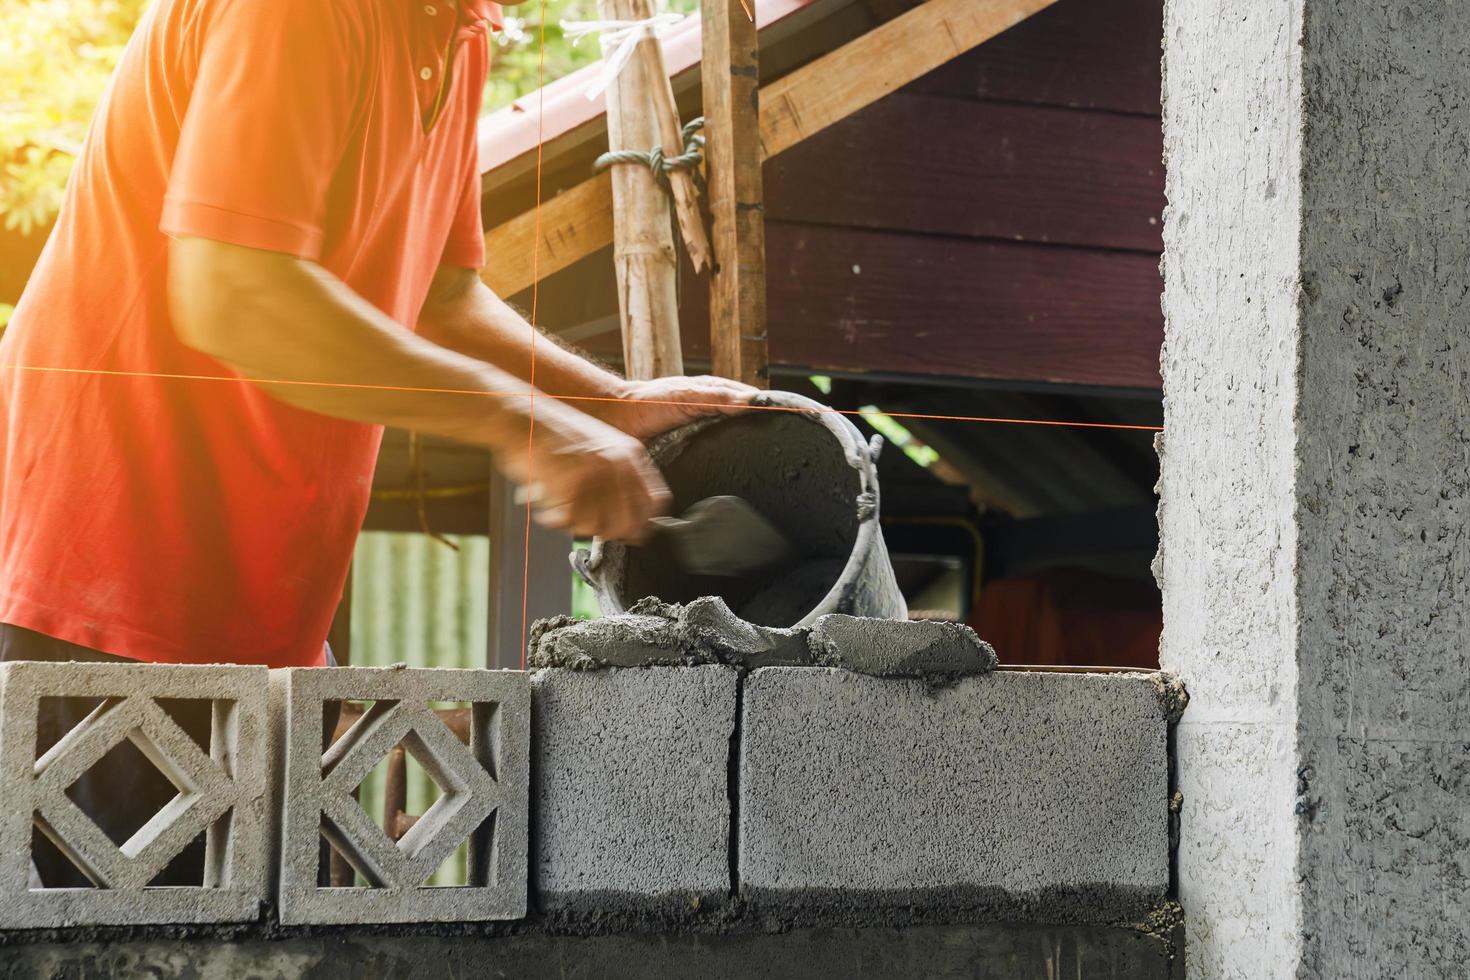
[562, 13, 686, 100]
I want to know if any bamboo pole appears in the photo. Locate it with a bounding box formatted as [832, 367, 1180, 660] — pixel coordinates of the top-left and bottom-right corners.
[598, 0, 685, 380]
[642, 42, 713, 274]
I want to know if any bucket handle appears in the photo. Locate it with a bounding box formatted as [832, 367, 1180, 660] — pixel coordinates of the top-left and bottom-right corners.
[858, 434, 884, 493]
[570, 547, 597, 587]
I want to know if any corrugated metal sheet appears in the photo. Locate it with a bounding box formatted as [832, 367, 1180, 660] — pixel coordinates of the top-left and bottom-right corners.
[351, 531, 490, 670]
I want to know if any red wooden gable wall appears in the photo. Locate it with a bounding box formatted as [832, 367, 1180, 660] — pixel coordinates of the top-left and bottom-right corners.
[761, 0, 1165, 390]
[526, 0, 1166, 392]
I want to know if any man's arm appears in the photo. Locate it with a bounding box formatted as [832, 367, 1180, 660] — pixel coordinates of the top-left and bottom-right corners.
[416, 267, 758, 440]
[168, 236, 668, 540]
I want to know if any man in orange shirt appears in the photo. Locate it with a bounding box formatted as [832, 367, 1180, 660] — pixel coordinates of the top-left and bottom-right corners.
[0, 0, 751, 883]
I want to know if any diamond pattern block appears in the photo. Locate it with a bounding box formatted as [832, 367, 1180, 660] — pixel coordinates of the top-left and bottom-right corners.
[0, 661, 270, 927]
[272, 666, 528, 925]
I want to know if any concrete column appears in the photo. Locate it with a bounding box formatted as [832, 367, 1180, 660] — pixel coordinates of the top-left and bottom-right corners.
[1160, 2, 1470, 977]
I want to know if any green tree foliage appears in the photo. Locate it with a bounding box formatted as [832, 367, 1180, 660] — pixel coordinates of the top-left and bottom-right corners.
[1, 0, 153, 237]
[485, 0, 698, 112]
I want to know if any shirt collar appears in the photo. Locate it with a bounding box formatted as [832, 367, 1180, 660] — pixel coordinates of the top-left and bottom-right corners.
[457, 0, 502, 27]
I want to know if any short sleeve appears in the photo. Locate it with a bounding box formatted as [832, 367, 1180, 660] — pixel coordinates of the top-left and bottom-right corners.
[439, 154, 486, 270]
[439, 37, 488, 271]
[161, 0, 364, 260]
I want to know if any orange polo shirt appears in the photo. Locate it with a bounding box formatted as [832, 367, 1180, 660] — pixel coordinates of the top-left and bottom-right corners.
[0, 0, 498, 666]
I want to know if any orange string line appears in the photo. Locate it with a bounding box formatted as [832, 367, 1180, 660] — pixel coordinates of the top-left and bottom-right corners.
[520, 0, 550, 671]
[553, 393, 1163, 432]
[0, 364, 1163, 432]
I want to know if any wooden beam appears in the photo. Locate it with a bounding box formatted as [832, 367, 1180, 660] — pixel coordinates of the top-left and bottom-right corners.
[598, 0, 684, 379]
[483, 175, 614, 299]
[758, 0, 1057, 156]
[702, 0, 769, 387]
[482, 0, 1060, 297]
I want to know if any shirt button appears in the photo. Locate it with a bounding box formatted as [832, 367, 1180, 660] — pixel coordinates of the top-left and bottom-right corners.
[419, 66, 433, 80]
[424, 4, 437, 13]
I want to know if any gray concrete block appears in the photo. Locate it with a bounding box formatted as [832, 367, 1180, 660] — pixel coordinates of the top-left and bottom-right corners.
[738, 668, 1170, 924]
[532, 666, 736, 925]
[808, 615, 997, 676]
[272, 666, 528, 925]
[0, 661, 270, 927]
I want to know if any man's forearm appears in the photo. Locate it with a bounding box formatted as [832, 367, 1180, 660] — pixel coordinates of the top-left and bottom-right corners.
[416, 270, 630, 411]
[169, 238, 535, 450]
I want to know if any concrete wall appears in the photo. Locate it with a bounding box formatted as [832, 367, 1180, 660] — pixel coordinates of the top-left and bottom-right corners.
[1160, 0, 1470, 975]
[1295, 5, 1470, 974]
[0, 657, 1178, 978]
[1157, 0, 1305, 971]
[0, 921, 1182, 980]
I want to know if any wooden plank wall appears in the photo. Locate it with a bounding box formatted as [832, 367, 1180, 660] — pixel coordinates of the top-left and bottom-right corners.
[520, 0, 1165, 391]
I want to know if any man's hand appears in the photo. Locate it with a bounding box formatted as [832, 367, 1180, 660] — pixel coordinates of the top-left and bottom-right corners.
[591, 375, 761, 440]
[495, 396, 672, 541]
[504, 375, 755, 539]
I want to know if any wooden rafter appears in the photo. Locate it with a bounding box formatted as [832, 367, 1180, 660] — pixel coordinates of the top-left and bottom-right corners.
[481, 0, 1060, 298]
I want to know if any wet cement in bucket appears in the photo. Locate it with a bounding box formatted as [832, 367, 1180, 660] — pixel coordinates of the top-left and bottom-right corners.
[619, 410, 861, 628]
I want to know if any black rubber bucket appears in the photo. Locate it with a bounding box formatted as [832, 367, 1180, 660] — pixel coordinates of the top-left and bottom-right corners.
[571, 390, 908, 628]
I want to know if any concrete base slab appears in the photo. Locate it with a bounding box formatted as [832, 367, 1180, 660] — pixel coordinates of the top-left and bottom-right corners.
[0, 919, 1183, 979]
[738, 668, 1170, 924]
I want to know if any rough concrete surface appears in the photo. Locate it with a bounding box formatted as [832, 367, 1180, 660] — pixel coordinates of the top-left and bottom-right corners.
[532, 666, 736, 928]
[530, 601, 995, 678]
[529, 597, 812, 670]
[0, 920, 1182, 979]
[272, 667, 529, 926]
[738, 668, 1169, 925]
[1158, 0, 1306, 971]
[1160, 0, 1470, 975]
[0, 661, 270, 928]
[808, 614, 996, 677]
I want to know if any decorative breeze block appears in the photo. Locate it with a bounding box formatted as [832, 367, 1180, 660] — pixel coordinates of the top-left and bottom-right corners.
[0, 661, 270, 927]
[272, 667, 528, 925]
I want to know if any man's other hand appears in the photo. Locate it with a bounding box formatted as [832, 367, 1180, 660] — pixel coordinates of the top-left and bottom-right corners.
[592, 376, 759, 440]
[498, 398, 672, 542]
